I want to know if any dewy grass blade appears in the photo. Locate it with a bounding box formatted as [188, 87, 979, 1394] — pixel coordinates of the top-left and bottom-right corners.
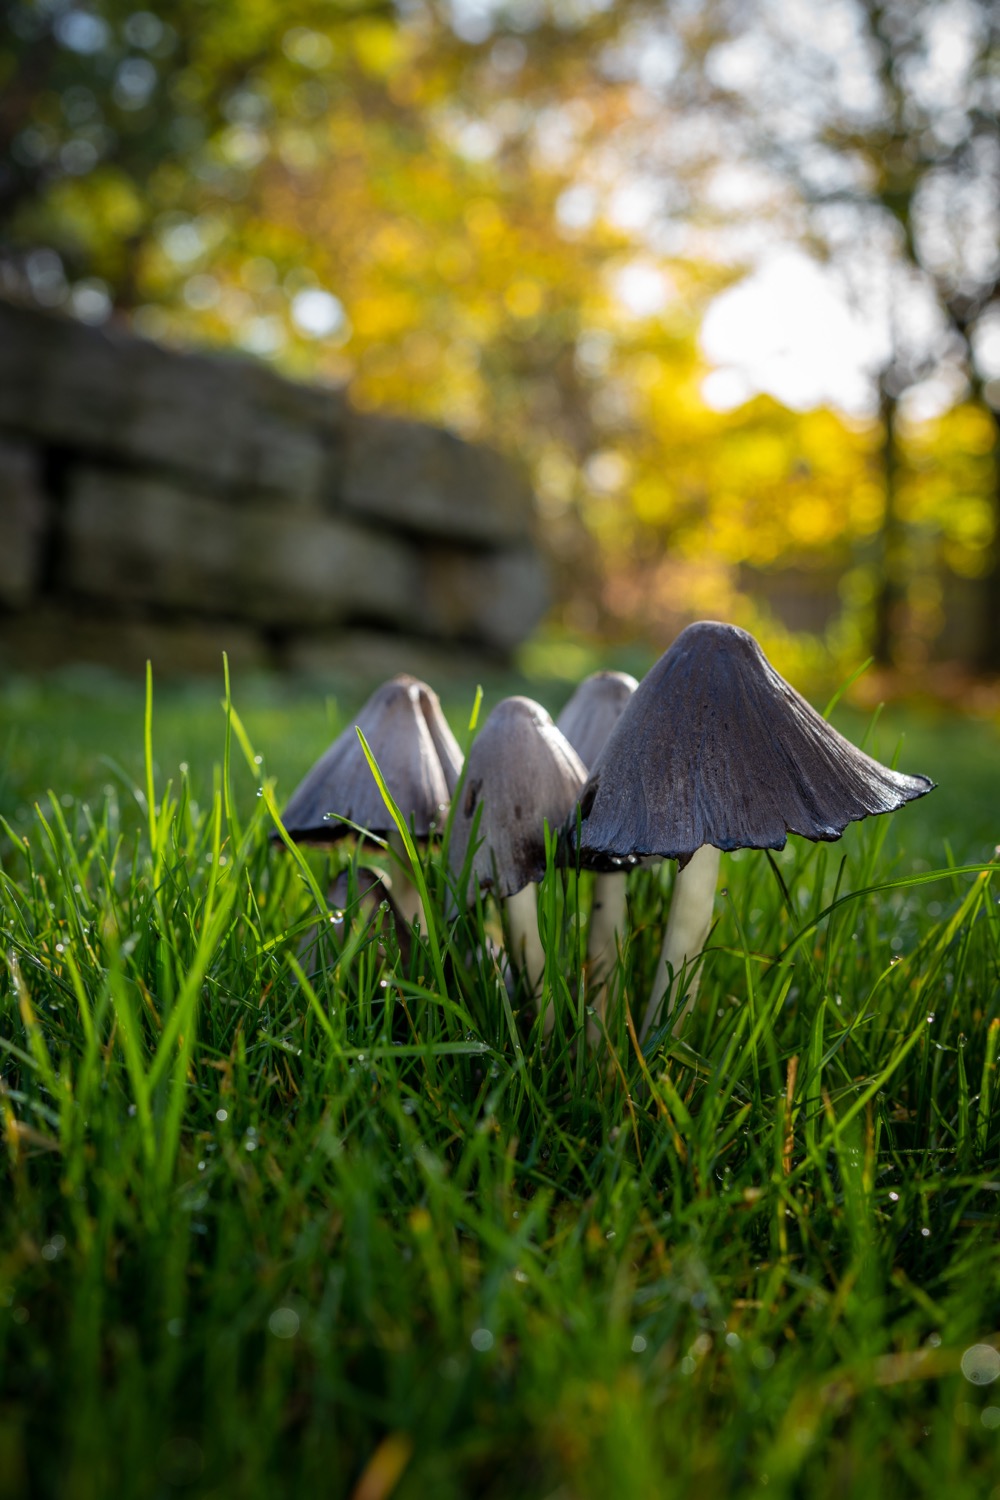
[822, 657, 874, 719]
[144, 659, 158, 870]
[356, 727, 448, 1000]
[263, 784, 330, 918]
[154, 792, 244, 1192]
[779, 863, 996, 968]
[221, 652, 241, 845]
[7, 951, 59, 1099]
[976, 1018, 1000, 1157]
[106, 952, 156, 1170]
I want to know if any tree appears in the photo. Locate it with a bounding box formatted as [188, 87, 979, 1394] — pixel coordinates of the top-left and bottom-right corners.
[680, 0, 999, 667]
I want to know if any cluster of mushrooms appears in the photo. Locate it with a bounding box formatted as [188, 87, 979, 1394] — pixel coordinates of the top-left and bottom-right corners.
[277, 621, 934, 1043]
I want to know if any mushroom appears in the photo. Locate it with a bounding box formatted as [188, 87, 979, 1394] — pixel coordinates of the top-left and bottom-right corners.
[278, 674, 462, 928]
[557, 670, 639, 770]
[556, 671, 639, 1009]
[565, 621, 934, 1041]
[449, 696, 587, 1006]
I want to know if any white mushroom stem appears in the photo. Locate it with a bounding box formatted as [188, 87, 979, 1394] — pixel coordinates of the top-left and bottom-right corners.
[586, 872, 628, 1020]
[384, 829, 426, 930]
[505, 882, 546, 997]
[640, 843, 721, 1042]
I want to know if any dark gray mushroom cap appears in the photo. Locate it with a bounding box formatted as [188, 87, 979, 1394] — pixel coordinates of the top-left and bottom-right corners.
[567, 621, 934, 871]
[279, 674, 463, 843]
[450, 696, 587, 900]
[556, 670, 639, 771]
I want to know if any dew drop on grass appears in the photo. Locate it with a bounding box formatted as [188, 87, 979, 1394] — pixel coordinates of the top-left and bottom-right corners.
[470, 1328, 494, 1352]
[216, 1109, 228, 1122]
[920, 1227, 931, 1237]
[268, 1307, 300, 1340]
[631, 1334, 647, 1353]
[961, 1345, 1000, 1385]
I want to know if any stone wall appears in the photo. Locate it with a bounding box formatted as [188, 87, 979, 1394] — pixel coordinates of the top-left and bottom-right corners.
[0, 299, 549, 681]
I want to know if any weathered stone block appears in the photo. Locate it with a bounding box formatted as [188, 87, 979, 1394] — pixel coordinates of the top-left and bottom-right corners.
[421, 544, 550, 650]
[62, 467, 422, 629]
[0, 438, 46, 607]
[122, 345, 342, 499]
[340, 411, 535, 545]
[0, 299, 344, 500]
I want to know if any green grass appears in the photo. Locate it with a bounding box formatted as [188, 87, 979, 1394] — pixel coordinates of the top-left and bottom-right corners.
[1, 667, 999, 1500]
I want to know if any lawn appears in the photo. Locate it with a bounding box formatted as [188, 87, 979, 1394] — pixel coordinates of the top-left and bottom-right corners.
[1, 665, 999, 1500]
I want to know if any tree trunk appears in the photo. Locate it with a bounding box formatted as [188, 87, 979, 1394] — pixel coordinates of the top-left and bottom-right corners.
[872, 377, 906, 668]
[973, 398, 1000, 674]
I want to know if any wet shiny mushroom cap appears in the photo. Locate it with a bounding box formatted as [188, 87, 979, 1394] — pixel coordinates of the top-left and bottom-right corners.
[568, 621, 934, 871]
[279, 674, 463, 843]
[556, 670, 639, 771]
[449, 695, 587, 900]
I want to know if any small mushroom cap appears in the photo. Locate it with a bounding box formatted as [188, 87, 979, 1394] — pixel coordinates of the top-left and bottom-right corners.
[279, 674, 462, 843]
[568, 621, 934, 870]
[450, 695, 587, 900]
[556, 670, 639, 770]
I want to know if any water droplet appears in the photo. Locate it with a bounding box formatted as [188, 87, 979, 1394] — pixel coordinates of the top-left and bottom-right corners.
[961, 1345, 1000, 1385]
[631, 1334, 647, 1353]
[470, 1327, 494, 1352]
[268, 1307, 300, 1340]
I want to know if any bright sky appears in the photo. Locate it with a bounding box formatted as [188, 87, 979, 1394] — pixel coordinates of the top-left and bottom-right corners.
[698, 250, 890, 417]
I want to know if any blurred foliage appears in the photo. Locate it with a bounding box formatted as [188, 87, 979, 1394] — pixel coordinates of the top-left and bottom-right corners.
[1, 0, 997, 682]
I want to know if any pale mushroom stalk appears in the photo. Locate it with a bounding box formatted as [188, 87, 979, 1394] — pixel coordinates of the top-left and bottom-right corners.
[449, 696, 586, 1023]
[505, 881, 546, 994]
[586, 872, 629, 991]
[383, 828, 425, 928]
[556, 671, 638, 1026]
[641, 842, 721, 1041]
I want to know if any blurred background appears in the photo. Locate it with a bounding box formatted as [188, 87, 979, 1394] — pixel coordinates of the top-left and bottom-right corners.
[0, 0, 998, 703]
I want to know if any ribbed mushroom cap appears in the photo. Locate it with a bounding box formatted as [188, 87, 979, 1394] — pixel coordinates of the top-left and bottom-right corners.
[450, 696, 587, 900]
[556, 670, 639, 771]
[279, 675, 462, 843]
[568, 621, 934, 871]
